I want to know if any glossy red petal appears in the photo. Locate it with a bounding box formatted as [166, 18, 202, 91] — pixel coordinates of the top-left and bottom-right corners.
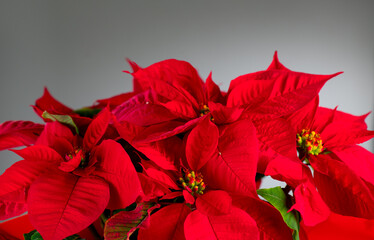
[227, 70, 341, 121]
[142, 167, 179, 191]
[285, 96, 319, 133]
[138, 203, 191, 240]
[186, 116, 218, 171]
[183, 190, 195, 205]
[300, 212, 374, 240]
[266, 51, 290, 71]
[232, 194, 293, 240]
[195, 190, 232, 216]
[209, 102, 244, 124]
[35, 121, 75, 146]
[34, 88, 73, 115]
[11, 145, 63, 163]
[319, 108, 374, 148]
[93, 140, 142, 209]
[135, 78, 198, 118]
[113, 117, 145, 144]
[202, 120, 258, 197]
[265, 156, 311, 188]
[132, 59, 205, 111]
[0, 121, 44, 151]
[0, 160, 50, 197]
[83, 107, 111, 150]
[310, 154, 374, 219]
[333, 145, 374, 186]
[135, 136, 183, 171]
[113, 90, 178, 126]
[133, 118, 201, 143]
[27, 171, 109, 240]
[184, 206, 259, 240]
[138, 173, 171, 202]
[205, 72, 225, 104]
[254, 117, 297, 174]
[94, 92, 135, 110]
[290, 181, 330, 226]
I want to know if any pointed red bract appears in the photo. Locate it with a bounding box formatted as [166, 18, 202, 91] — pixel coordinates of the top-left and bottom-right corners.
[113, 90, 178, 126]
[266, 51, 290, 71]
[201, 119, 259, 197]
[209, 102, 243, 124]
[34, 88, 73, 116]
[186, 116, 218, 171]
[232, 194, 293, 240]
[290, 181, 330, 226]
[254, 117, 297, 174]
[195, 190, 232, 216]
[93, 140, 143, 210]
[83, 108, 111, 150]
[0, 121, 44, 151]
[131, 59, 205, 111]
[11, 145, 63, 164]
[205, 72, 225, 104]
[142, 166, 179, 191]
[0, 160, 51, 198]
[310, 154, 374, 219]
[227, 68, 341, 121]
[300, 212, 374, 240]
[138, 203, 191, 240]
[135, 136, 183, 171]
[333, 145, 374, 186]
[184, 206, 259, 240]
[27, 170, 110, 240]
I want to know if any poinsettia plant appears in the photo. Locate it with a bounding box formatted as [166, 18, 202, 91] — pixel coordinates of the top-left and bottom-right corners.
[1, 52, 374, 240]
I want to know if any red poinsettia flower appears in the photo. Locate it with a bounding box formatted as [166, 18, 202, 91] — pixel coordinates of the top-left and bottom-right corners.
[227, 52, 341, 176]
[260, 90, 374, 227]
[0, 108, 142, 240]
[134, 116, 293, 239]
[283, 95, 374, 217]
[113, 59, 243, 145]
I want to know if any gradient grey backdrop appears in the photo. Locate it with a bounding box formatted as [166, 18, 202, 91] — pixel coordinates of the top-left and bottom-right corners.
[1, 0, 373, 189]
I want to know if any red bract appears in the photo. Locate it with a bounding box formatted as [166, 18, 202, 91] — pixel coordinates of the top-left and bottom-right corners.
[0, 120, 44, 151]
[300, 212, 374, 240]
[0, 108, 142, 239]
[33, 88, 97, 131]
[227, 52, 342, 121]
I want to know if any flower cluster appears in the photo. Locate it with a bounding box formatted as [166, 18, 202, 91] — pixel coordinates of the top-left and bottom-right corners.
[1, 52, 374, 240]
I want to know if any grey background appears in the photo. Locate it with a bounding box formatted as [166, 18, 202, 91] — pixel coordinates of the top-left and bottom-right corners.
[0, 0, 373, 189]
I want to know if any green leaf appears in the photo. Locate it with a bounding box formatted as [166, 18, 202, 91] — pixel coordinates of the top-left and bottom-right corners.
[23, 229, 84, 240]
[31, 232, 43, 240]
[42, 111, 79, 134]
[104, 202, 159, 240]
[74, 107, 102, 118]
[257, 186, 300, 240]
[23, 230, 37, 240]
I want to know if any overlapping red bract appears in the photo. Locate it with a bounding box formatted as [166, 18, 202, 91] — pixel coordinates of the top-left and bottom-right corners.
[0, 52, 373, 240]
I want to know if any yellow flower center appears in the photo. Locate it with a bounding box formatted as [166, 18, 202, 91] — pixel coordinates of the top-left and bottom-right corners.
[179, 169, 206, 196]
[65, 148, 87, 168]
[297, 129, 324, 155]
[200, 104, 210, 116]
